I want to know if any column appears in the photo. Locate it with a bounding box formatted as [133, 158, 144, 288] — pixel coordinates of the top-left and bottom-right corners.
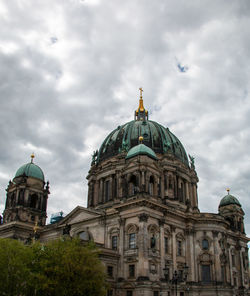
[171, 226, 177, 271]
[212, 231, 220, 282]
[159, 219, 165, 279]
[186, 228, 195, 282]
[110, 176, 113, 201]
[93, 180, 98, 206]
[185, 182, 189, 200]
[118, 218, 126, 278]
[117, 173, 122, 198]
[138, 214, 149, 277]
[161, 176, 164, 199]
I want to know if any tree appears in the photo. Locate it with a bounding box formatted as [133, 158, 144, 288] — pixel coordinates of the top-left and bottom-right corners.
[0, 238, 33, 296]
[0, 238, 107, 296]
[32, 238, 107, 296]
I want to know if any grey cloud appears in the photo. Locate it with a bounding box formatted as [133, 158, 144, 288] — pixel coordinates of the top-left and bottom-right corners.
[1, 0, 250, 236]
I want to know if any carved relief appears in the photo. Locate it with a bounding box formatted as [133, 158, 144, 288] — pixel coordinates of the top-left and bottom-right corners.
[138, 213, 149, 222]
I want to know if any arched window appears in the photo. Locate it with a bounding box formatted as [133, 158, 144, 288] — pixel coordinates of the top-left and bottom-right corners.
[79, 231, 90, 241]
[18, 189, 25, 206]
[104, 180, 110, 202]
[30, 194, 38, 208]
[176, 233, 185, 257]
[202, 239, 209, 250]
[129, 175, 137, 196]
[109, 227, 119, 250]
[149, 176, 154, 195]
[168, 176, 173, 189]
[126, 224, 138, 249]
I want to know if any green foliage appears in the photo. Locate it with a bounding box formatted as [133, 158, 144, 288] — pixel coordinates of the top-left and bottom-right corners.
[0, 238, 107, 296]
[0, 238, 33, 296]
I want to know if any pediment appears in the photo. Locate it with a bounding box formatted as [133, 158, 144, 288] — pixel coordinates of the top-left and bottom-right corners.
[58, 206, 101, 225]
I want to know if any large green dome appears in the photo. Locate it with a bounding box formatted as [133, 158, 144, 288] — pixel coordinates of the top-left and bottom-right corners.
[15, 162, 45, 181]
[97, 98, 189, 167]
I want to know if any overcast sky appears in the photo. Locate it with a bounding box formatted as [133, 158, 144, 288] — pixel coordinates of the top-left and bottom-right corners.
[0, 0, 250, 237]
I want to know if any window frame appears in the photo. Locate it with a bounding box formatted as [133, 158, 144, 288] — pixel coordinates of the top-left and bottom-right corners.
[107, 265, 113, 278]
[177, 240, 182, 256]
[128, 264, 135, 278]
[112, 235, 118, 250]
[129, 233, 136, 249]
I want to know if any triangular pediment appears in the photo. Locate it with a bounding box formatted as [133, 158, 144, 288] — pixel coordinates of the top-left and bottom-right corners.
[58, 206, 101, 225]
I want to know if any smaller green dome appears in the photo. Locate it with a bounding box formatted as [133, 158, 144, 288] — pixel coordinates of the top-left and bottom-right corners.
[15, 162, 44, 181]
[126, 144, 158, 160]
[219, 194, 241, 208]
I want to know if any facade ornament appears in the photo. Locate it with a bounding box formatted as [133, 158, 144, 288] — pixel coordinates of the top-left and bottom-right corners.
[138, 213, 149, 222]
[150, 234, 156, 248]
[91, 150, 98, 166]
[32, 222, 40, 241]
[63, 223, 71, 236]
[118, 217, 126, 226]
[188, 154, 195, 169]
[170, 225, 176, 232]
[212, 230, 219, 238]
[46, 181, 50, 193]
[158, 218, 165, 226]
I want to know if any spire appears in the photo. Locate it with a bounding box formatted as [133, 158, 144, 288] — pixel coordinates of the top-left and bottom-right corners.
[226, 188, 230, 195]
[135, 87, 148, 121]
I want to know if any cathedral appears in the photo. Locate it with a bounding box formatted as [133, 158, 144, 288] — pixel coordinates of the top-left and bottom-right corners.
[0, 90, 249, 296]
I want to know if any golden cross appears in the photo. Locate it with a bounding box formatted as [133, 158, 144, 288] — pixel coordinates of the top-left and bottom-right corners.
[139, 87, 143, 99]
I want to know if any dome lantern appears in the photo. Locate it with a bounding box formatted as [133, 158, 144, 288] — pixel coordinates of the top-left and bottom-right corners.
[134, 87, 148, 121]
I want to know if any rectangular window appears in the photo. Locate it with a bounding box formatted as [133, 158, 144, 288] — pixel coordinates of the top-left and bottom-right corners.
[164, 266, 169, 281]
[126, 291, 133, 296]
[129, 264, 135, 278]
[112, 236, 118, 250]
[107, 266, 113, 278]
[202, 265, 211, 283]
[153, 292, 159, 296]
[177, 240, 182, 256]
[107, 290, 113, 296]
[164, 237, 168, 253]
[178, 270, 183, 280]
[129, 233, 136, 249]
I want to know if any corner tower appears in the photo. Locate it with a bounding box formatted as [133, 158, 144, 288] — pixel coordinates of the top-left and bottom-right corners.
[2, 154, 49, 233]
[87, 89, 199, 212]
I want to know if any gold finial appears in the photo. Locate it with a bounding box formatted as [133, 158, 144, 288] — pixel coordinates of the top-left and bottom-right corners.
[226, 188, 230, 195]
[139, 87, 143, 99]
[137, 87, 148, 114]
[31, 152, 35, 163]
[139, 136, 144, 143]
[138, 87, 144, 112]
[33, 221, 39, 234]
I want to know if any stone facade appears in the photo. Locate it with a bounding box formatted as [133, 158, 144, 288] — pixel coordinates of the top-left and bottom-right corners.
[0, 98, 249, 296]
